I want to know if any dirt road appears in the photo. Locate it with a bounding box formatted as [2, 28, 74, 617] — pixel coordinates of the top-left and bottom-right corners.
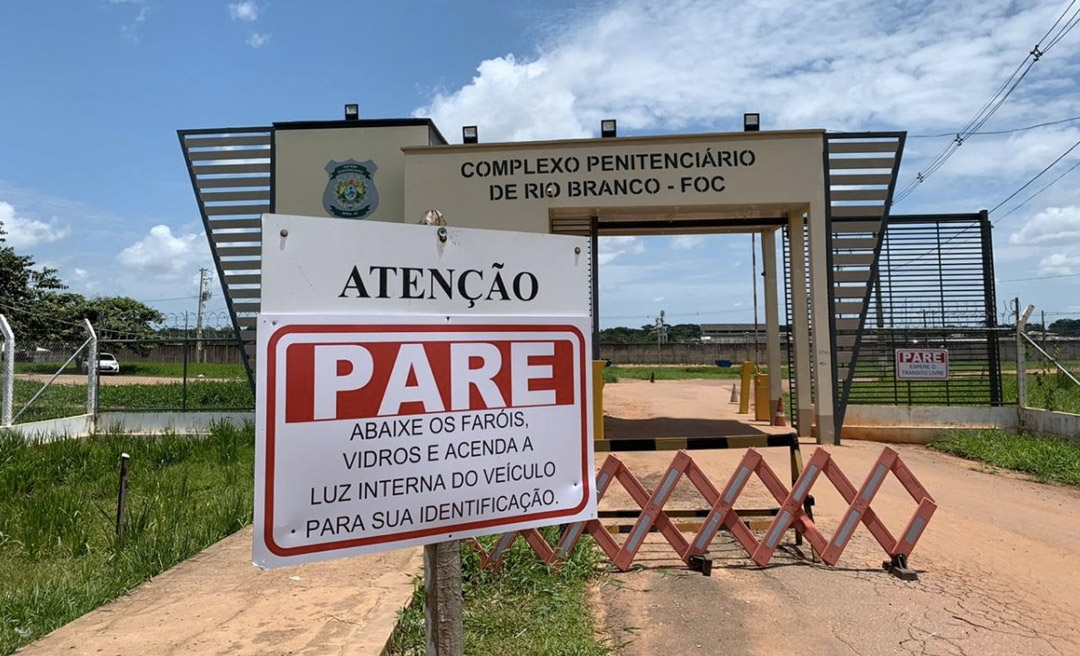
[593, 379, 1080, 656]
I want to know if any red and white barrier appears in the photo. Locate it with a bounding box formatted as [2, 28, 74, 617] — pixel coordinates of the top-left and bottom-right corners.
[471, 446, 936, 574]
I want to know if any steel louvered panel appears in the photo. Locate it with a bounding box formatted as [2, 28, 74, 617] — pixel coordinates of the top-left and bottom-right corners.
[179, 127, 273, 388]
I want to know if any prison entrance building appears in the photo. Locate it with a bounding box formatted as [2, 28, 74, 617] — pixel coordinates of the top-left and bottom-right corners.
[179, 116, 1002, 444]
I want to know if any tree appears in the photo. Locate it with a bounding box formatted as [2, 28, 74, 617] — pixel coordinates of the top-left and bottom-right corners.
[0, 220, 65, 338]
[80, 296, 164, 340]
[1049, 318, 1080, 336]
[599, 323, 704, 344]
[0, 220, 163, 345]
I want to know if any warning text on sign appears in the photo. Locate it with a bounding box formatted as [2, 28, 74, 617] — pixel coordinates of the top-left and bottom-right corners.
[253, 317, 594, 567]
[895, 348, 949, 381]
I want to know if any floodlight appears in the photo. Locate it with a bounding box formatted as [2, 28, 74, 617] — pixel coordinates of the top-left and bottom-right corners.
[462, 125, 479, 144]
[601, 119, 617, 138]
[344, 104, 359, 120]
[743, 113, 760, 132]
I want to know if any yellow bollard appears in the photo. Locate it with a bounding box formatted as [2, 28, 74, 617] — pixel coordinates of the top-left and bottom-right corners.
[738, 361, 754, 414]
[592, 360, 606, 440]
[754, 373, 771, 421]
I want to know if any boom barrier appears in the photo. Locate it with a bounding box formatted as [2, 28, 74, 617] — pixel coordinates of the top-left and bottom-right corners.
[471, 440, 935, 580]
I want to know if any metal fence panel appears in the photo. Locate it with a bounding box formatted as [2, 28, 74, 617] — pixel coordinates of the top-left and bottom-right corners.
[95, 337, 254, 413]
[842, 213, 1006, 406]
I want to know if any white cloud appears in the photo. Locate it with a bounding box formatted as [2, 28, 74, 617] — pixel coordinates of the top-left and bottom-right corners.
[117, 225, 205, 276]
[670, 235, 704, 250]
[1038, 252, 1080, 276]
[414, 0, 1078, 147]
[229, 1, 259, 21]
[1009, 206, 1080, 246]
[598, 235, 644, 264]
[0, 201, 70, 248]
[73, 268, 88, 278]
[121, 6, 149, 44]
[246, 32, 271, 48]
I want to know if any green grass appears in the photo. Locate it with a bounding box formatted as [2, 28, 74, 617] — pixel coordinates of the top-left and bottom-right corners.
[604, 365, 784, 383]
[931, 429, 1080, 488]
[9, 380, 87, 423]
[0, 423, 255, 655]
[10, 379, 254, 423]
[385, 528, 608, 656]
[110, 362, 248, 379]
[1021, 371, 1080, 414]
[98, 380, 254, 412]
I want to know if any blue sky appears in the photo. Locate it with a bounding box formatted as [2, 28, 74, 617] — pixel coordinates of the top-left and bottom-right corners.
[1, 0, 1079, 331]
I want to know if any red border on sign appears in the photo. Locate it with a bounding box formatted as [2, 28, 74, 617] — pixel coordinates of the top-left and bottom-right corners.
[894, 347, 949, 381]
[262, 323, 591, 557]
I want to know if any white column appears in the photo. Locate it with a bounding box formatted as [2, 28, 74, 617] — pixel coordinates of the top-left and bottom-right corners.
[787, 211, 813, 434]
[0, 314, 13, 426]
[761, 229, 783, 414]
[807, 202, 836, 445]
[84, 319, 98, 417]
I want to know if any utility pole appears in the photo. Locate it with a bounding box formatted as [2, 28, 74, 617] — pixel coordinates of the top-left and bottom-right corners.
[195, 268, 211, 364]
[655, 310, 666, 365]
[1042, 310, 1047, 368]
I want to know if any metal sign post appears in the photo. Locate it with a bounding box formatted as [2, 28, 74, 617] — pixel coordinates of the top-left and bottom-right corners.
[424, 540, 463, 655]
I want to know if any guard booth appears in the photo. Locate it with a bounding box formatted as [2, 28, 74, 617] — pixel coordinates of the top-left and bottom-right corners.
[179, 115, 1002, 445]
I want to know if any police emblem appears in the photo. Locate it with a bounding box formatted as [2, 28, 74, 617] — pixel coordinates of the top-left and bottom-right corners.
[322, 159, 379, 219]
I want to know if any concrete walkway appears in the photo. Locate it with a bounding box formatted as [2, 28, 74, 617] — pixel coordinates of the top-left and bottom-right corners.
[17, 527, 420, 656]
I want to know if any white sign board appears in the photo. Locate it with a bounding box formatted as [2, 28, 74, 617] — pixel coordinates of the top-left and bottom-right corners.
[260, 214, 590, 316]
[254, 215, 594, 569]
[895, 348, 949, 381]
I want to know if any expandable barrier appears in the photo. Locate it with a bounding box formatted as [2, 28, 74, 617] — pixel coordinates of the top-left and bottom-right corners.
[472, 433, 811, 569]
[592, 433, 810, 544]
[470, 444, 935, 578]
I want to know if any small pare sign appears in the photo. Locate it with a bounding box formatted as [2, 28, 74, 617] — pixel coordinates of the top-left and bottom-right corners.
[253, 315, 594, 568]
[895, 348, 948, 381]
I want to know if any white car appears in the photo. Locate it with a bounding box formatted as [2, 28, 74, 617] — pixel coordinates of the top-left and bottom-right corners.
[97, 353, 120, 375]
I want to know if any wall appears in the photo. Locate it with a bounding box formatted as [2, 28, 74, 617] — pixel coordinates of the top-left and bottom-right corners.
[601, 341, 790, 365]
[1019, 407, 1080, 441]
[600, 337, 1080, 368]
[109, 343, 244, 365]
[274, 123, 434, 222]
[999, 338, 1080, 362]
[841, 405, 1018, 444]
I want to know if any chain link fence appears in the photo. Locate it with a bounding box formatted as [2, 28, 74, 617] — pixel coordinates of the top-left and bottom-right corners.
[2, 324, 253, 424]
[95, 336, 253, 413]
[4, 335, 96, 423]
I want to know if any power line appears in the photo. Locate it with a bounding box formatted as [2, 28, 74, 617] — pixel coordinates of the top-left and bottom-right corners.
[601, 308, 752, 321]
[894, 1, 1080, 203]
[989, 134, 1080, 214]
[0, 300, 90, 331]
[999, 271, 1080, 283]
[0, 299, 164, 340]
[991, 156, 1080, 222]
[883, 131, 1080, 270]
[907, 113, 1080, 138]
[136, 294, 199, 303]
